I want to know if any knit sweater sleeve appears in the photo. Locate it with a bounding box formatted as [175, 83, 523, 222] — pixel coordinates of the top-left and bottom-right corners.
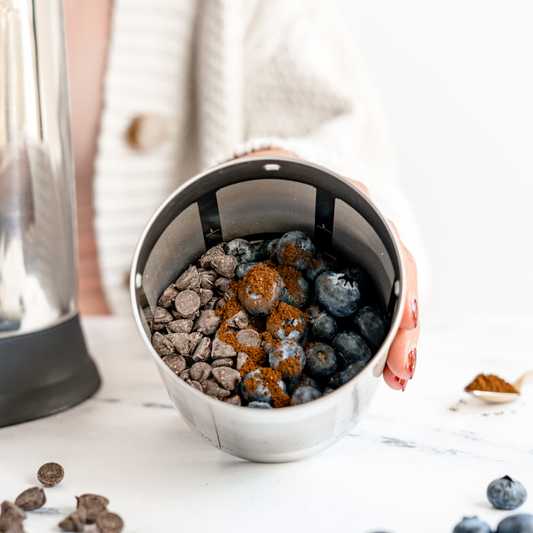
[216, 0, 429, 292]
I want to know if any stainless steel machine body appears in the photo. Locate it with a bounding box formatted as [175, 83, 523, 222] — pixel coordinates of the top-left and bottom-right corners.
[131, 157, 405, 462]
[0, 0, 100, 426]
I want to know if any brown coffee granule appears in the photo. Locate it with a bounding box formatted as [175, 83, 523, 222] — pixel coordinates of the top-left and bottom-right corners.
[278, 355, 304, 378]
[278, 241, 312, 269]
[215, 300, 268, 374]
[465, 374, 517, 394]
[275, 265, 303, 298]
[241, 263, 281, 301]
[266, 302, 307, 338]
[257, 368, 292, 408]
[214, 292, 245, 321]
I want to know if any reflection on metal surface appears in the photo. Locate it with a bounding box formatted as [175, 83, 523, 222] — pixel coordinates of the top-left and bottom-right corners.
[0, 0, 78, 338]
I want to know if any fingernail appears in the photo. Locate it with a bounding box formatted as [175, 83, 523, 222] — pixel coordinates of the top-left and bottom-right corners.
[394, 375, 408, 391]
[406, 345, 417, 379]
[412, 298, 418, 328]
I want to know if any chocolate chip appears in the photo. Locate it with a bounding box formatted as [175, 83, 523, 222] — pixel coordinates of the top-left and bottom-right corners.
[199, 246, 225, 269]
[191, 337, 211, 362]
[37, 462, 64, 487]
[202, 378, 231, 398]
[174, 290, 200, 319]
[195, 288, 213, 306]
[211, 338, 237, 359]
[214, 277, 231, 294]
[190, 362, 212, 383]
[157, 284, 178, 308]
[153, 306, 173, 331]
[59, 508, 86, 532]
[211, 358, 234, 368]
[0, 510, 24, 533]
[185, 379, 203, 393]
[166, 319, 193, 334]
[235, 329, 260, 348]
[210, 255, 237, 279]
[1, 501, 26, 521]
[76, 494, 109, 524]
[14, 487, 46, 511]
[225, 396, 242, 406]
[212, 367, 242, 391]
[226, 310, 249, 329]
[179, 369, 191, 381]
[203, 297, 218, 310]
[262, 338, 275, 354]
[188, 332, 203, 353]
[96, 511, 124, 533]
[199, 270, 218, 289]
[175, 265, 200, 290]
[166, 332, 190, 355]
[236, 352, 248, 370]
[151, 332, 175, 356]
[162, 354, 186, 375]
[215, 298, 227, 310]
[194, 310, 221, 335]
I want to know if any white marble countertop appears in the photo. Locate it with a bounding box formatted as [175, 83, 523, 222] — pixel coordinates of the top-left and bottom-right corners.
[1, 315, 532, 533]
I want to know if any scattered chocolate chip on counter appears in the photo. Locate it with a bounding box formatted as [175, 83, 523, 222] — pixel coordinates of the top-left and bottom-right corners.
[37, 462, 64, 487]
[14, 487, 46, 511]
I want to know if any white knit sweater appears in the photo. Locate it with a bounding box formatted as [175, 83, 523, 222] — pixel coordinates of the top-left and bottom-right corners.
[94, 0, 426, 314]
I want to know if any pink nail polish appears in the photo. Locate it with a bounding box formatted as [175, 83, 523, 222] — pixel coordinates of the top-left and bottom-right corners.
[412, 298, 418, 328]
[394, 375, 408, 391]
[406, 346, 417, 379]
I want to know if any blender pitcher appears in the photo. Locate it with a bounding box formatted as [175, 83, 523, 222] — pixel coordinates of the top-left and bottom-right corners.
[0, 0, 100, 426]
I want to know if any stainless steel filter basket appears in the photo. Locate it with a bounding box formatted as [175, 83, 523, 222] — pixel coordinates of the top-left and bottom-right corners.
[130, 157, 405, 462]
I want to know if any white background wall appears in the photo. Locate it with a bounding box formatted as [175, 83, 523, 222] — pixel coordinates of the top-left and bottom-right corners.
[337, 1, 533, 318]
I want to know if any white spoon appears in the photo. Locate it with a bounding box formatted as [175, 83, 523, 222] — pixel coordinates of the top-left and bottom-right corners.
[466, 371, 533, 403]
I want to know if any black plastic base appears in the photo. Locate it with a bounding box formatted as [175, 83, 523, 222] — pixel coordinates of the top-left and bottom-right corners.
[0, 316, 101, 427]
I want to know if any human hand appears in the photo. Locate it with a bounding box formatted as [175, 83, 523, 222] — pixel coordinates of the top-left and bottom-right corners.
[348, 179, 419, 391]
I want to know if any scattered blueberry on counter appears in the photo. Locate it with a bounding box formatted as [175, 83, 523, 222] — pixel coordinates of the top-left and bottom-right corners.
[151, 230, 390, 408]
[496, 514, 533, 533]
[487, 476, 527, 510]
[452, 517, 491, 533]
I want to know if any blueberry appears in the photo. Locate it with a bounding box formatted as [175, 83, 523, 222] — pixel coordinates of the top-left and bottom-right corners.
[247, 401, 273, 409]
[266, 239, 280, 260]
[496, 514, 533, 533]
[281, 274, 309, 309]
[241, 369, 287, 404]
[305, 343, 337, 380]
[269, 339, 306, 379]
[252, 240, 271, 262]
[353, 306, 387, 353]
[224, 238, 255, 264]
[453, 517, 492, 533]
[277, 231, 316, 271]
[332, 331, 371, 366]
[305, 253, 337, 282]
[328, 361, 366, 389]
[238, 264, 285, 316]
[286, 373, 321, 393]
[236, 262, 259, 279]
[315, 271, 361, 317]
[487, 476, 527, 510]
[292, 386, 322, 405]
[340, 264, 374, 301]
[266, 303, 307, 342]
[308, 308, 337, 342]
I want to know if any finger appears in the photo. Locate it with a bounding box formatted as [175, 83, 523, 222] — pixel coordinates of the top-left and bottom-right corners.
[388, 220, 419, 331]
[383, 364, 408, 391]
[386, 325, 419, 380]
[345, 178, 371, 197]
